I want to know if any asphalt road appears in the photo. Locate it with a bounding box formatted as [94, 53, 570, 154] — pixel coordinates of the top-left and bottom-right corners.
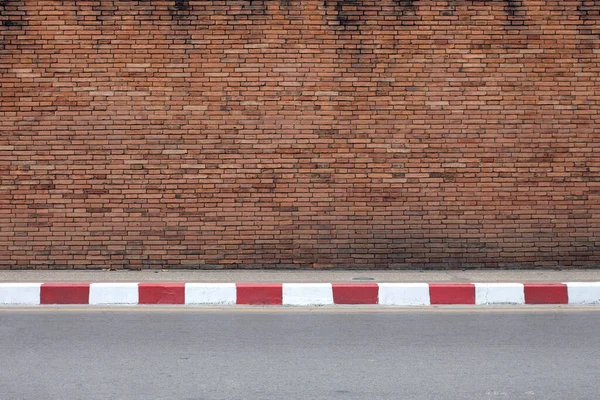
[1, 307, 600, 400]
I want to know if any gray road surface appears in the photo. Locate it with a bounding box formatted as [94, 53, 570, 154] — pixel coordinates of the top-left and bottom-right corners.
[1, 307, 600, 399]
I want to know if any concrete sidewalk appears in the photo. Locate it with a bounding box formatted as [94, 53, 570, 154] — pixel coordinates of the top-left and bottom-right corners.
[1, 269, 600, 282]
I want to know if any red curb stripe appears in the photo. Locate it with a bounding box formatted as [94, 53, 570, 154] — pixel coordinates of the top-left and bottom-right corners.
[138, 283, 185, 304]
[332, 284, 379, 304]
[236, 284, 282, 305]
[429, 284, 475, 304]
[40, 283, 90, 304]
[524, 283, 568, 304]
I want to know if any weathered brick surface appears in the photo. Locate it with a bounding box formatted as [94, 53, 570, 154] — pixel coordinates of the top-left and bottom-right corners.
[1, 0, 599, 269]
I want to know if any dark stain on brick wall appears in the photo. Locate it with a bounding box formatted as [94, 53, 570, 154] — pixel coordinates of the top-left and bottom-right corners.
[173, 0, 188, 11]
[577, 0, 600, 41]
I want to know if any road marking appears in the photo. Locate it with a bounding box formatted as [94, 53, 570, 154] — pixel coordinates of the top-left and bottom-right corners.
[1, 306, 600, 314]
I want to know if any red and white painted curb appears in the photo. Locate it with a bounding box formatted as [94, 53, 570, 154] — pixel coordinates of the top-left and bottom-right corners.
[1, 282, 600, 305]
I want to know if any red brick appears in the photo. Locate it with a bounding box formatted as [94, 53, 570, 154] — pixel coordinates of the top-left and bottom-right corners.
[1, 0, 599, 270]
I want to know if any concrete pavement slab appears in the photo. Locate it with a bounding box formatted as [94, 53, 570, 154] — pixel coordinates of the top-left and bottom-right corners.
[1, 269, 600, 282]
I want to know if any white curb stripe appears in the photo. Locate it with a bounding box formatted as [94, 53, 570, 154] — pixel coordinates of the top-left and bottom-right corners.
[185, 283, 236, 305]
[89, 283, 139, 305]
[282, 283, 334, 305]
[475, 283, 525, 305]
[0, 283, 42, 305]
[378, 283, 430, 305]
[566, 282, 600, 304]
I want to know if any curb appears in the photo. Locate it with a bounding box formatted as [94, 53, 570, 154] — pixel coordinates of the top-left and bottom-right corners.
[1, 282, 600, 306]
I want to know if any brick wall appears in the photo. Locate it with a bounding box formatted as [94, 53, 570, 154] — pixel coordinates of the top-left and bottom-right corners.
[1, 0, 599, 269]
